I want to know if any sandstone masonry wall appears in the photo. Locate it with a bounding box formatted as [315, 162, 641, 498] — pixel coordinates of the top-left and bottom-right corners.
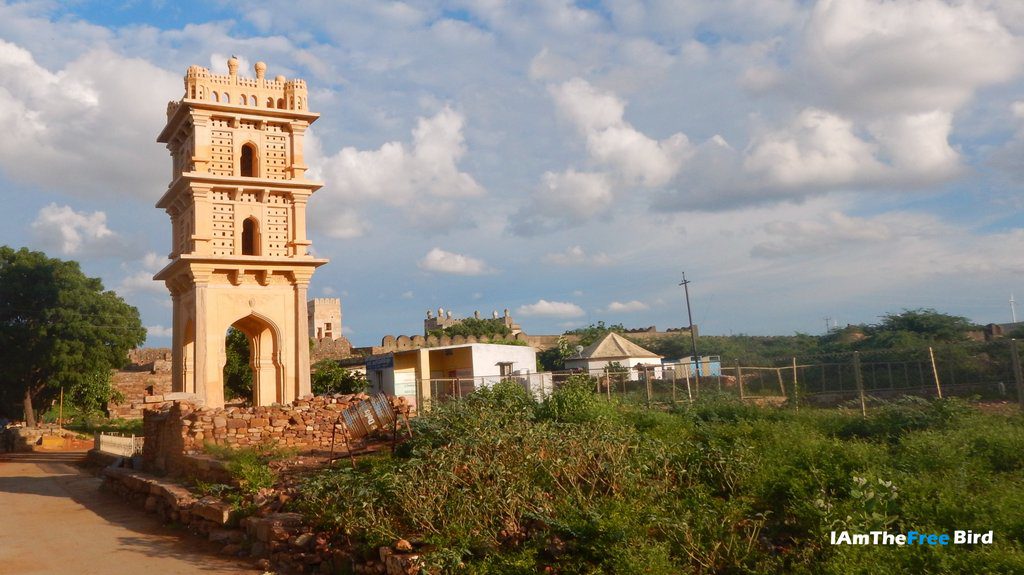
[108, 349, 174, 419]
[142, 393, 405, 477]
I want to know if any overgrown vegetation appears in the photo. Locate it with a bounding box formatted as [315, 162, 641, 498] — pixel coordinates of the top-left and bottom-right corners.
[428, 317, 512, 339]
[312, 360, 369, 395]
[296, 383, 1024, 573]
[223, 327, 253, 401]
[199, 444, 294, 512]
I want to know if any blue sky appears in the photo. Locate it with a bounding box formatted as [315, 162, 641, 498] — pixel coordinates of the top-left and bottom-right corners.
[0, 0, 1022, 347]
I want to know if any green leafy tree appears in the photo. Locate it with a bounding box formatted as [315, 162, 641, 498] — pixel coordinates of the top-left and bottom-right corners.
[429, 317, 512, 339]
[311, 360, 368, 395]
[564, 321, 626, 347]
[223, 327, 253, 401]
[68, 369, 122, 416]
[538, 335, 579, 371]
[864, 308, 972, 348]
[0, 247, 145, 426]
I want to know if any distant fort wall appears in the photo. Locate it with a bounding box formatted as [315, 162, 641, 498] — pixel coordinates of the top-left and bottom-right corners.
[356, 325, 696, 355]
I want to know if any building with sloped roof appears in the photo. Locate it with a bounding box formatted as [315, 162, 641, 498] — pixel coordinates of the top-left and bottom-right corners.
[563, 332, 664, 380]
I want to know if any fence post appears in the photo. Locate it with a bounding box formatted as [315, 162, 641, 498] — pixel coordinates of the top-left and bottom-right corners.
[684, 369, 693, 402]
[853, 351, 867, 418]
[670, 368, 677, 405]
[736, 360, 744, 400]
[1010, 339, 1024, 412]
[645, 367, 653, 407]
[928, 346, 943, 399]
[791, 357, 799, 409]
[776, 367, 786, 399]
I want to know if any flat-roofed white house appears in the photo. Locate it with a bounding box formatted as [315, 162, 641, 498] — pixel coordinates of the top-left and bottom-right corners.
[564, 332, 664, 380]
[365, 343, 540, 409]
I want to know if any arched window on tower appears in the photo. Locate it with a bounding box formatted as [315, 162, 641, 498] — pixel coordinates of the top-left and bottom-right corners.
[240, 143, 257, 177]
[241, 218, 259, 256]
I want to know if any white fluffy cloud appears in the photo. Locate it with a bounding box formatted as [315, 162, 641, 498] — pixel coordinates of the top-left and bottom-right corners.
[517, 299, 586, 318]
[739, 0, 1021, 193]
[0, 40, 179, 199]
[550, 78, 690, 187]
[805, 0, 1022, 116]
[117, 252, 167, 295]
[146, 325, 173, 338]
[512, 170, 614, 235]
[744, 109, 885, 189]
[607, 300, 649, 312]
[542, 245, 613, 266]
[313, 107, 484, 238]
[751, 211, 905, 259]
[30, 203, 128, 256]
[417, 248, 491, 275]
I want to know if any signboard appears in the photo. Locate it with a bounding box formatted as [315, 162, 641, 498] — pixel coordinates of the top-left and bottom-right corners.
[394, 371, 417, 398]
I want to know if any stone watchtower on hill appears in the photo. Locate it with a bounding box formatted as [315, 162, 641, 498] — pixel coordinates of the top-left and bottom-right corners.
[154, 57, 328, 409]
[308, 297, 342, 340]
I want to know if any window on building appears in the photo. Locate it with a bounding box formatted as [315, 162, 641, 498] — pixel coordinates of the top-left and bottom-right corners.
[240, 144, 257, 177]
[241, 218, 259, 255]
[498, 362, 514, 377]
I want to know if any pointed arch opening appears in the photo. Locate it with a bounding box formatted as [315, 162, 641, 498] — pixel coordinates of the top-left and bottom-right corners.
[225, 314, 283, 406]
[241, 217, 260, 256]
[240, 143, 258, 177]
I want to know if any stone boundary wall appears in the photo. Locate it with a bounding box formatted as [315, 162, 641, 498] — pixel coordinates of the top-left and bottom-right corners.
[309, 335, 354, 362]
[356, 332, 534, 355]
[356, 326, 697, 355]
[142, 393, 408, 476]
[101, 465, 423, 573]
[108, 348, 174, 419]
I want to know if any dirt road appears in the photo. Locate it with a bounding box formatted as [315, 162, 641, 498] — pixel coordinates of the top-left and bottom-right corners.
[0, 450, 263, 575]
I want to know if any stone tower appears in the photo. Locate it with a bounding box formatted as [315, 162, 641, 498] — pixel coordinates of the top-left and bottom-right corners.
[308, 298, 342, 340]
[155, 57, 327, 408]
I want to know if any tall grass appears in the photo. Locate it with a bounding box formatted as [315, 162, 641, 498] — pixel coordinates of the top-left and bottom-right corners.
[296, 383, 1024, 573]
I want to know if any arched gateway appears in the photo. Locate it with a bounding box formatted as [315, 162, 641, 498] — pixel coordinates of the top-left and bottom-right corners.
[154, 57, 328, 408]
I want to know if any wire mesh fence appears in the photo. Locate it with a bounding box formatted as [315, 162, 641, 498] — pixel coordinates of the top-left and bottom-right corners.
[418, 339, 1024, 411]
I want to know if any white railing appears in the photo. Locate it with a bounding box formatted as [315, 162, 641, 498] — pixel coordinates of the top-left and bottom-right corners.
[94, 433, 145, 457]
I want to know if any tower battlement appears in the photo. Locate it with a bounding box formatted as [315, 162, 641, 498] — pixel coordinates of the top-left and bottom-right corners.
[167, 57, 310, 121]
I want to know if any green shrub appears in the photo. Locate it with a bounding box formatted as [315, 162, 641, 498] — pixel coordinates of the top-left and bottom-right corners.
[204, 443, 291, 496]
[538, 375, 611, 424]
[311, 360, 368, 395]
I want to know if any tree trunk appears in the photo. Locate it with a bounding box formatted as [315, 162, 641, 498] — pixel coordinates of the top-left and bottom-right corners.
[23, 387, 36, 428]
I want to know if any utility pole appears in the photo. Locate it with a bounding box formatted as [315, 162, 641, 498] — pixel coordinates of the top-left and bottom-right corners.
[823, 316, 832, 334]
[680, 271, 701, 388]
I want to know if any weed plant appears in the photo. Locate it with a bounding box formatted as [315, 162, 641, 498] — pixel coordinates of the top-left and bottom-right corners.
[296, 382, 1024, 573]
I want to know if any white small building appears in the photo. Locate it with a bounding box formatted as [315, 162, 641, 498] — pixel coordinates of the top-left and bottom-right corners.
[365, 343, 541, 409]
[564, 332, 663, 380]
